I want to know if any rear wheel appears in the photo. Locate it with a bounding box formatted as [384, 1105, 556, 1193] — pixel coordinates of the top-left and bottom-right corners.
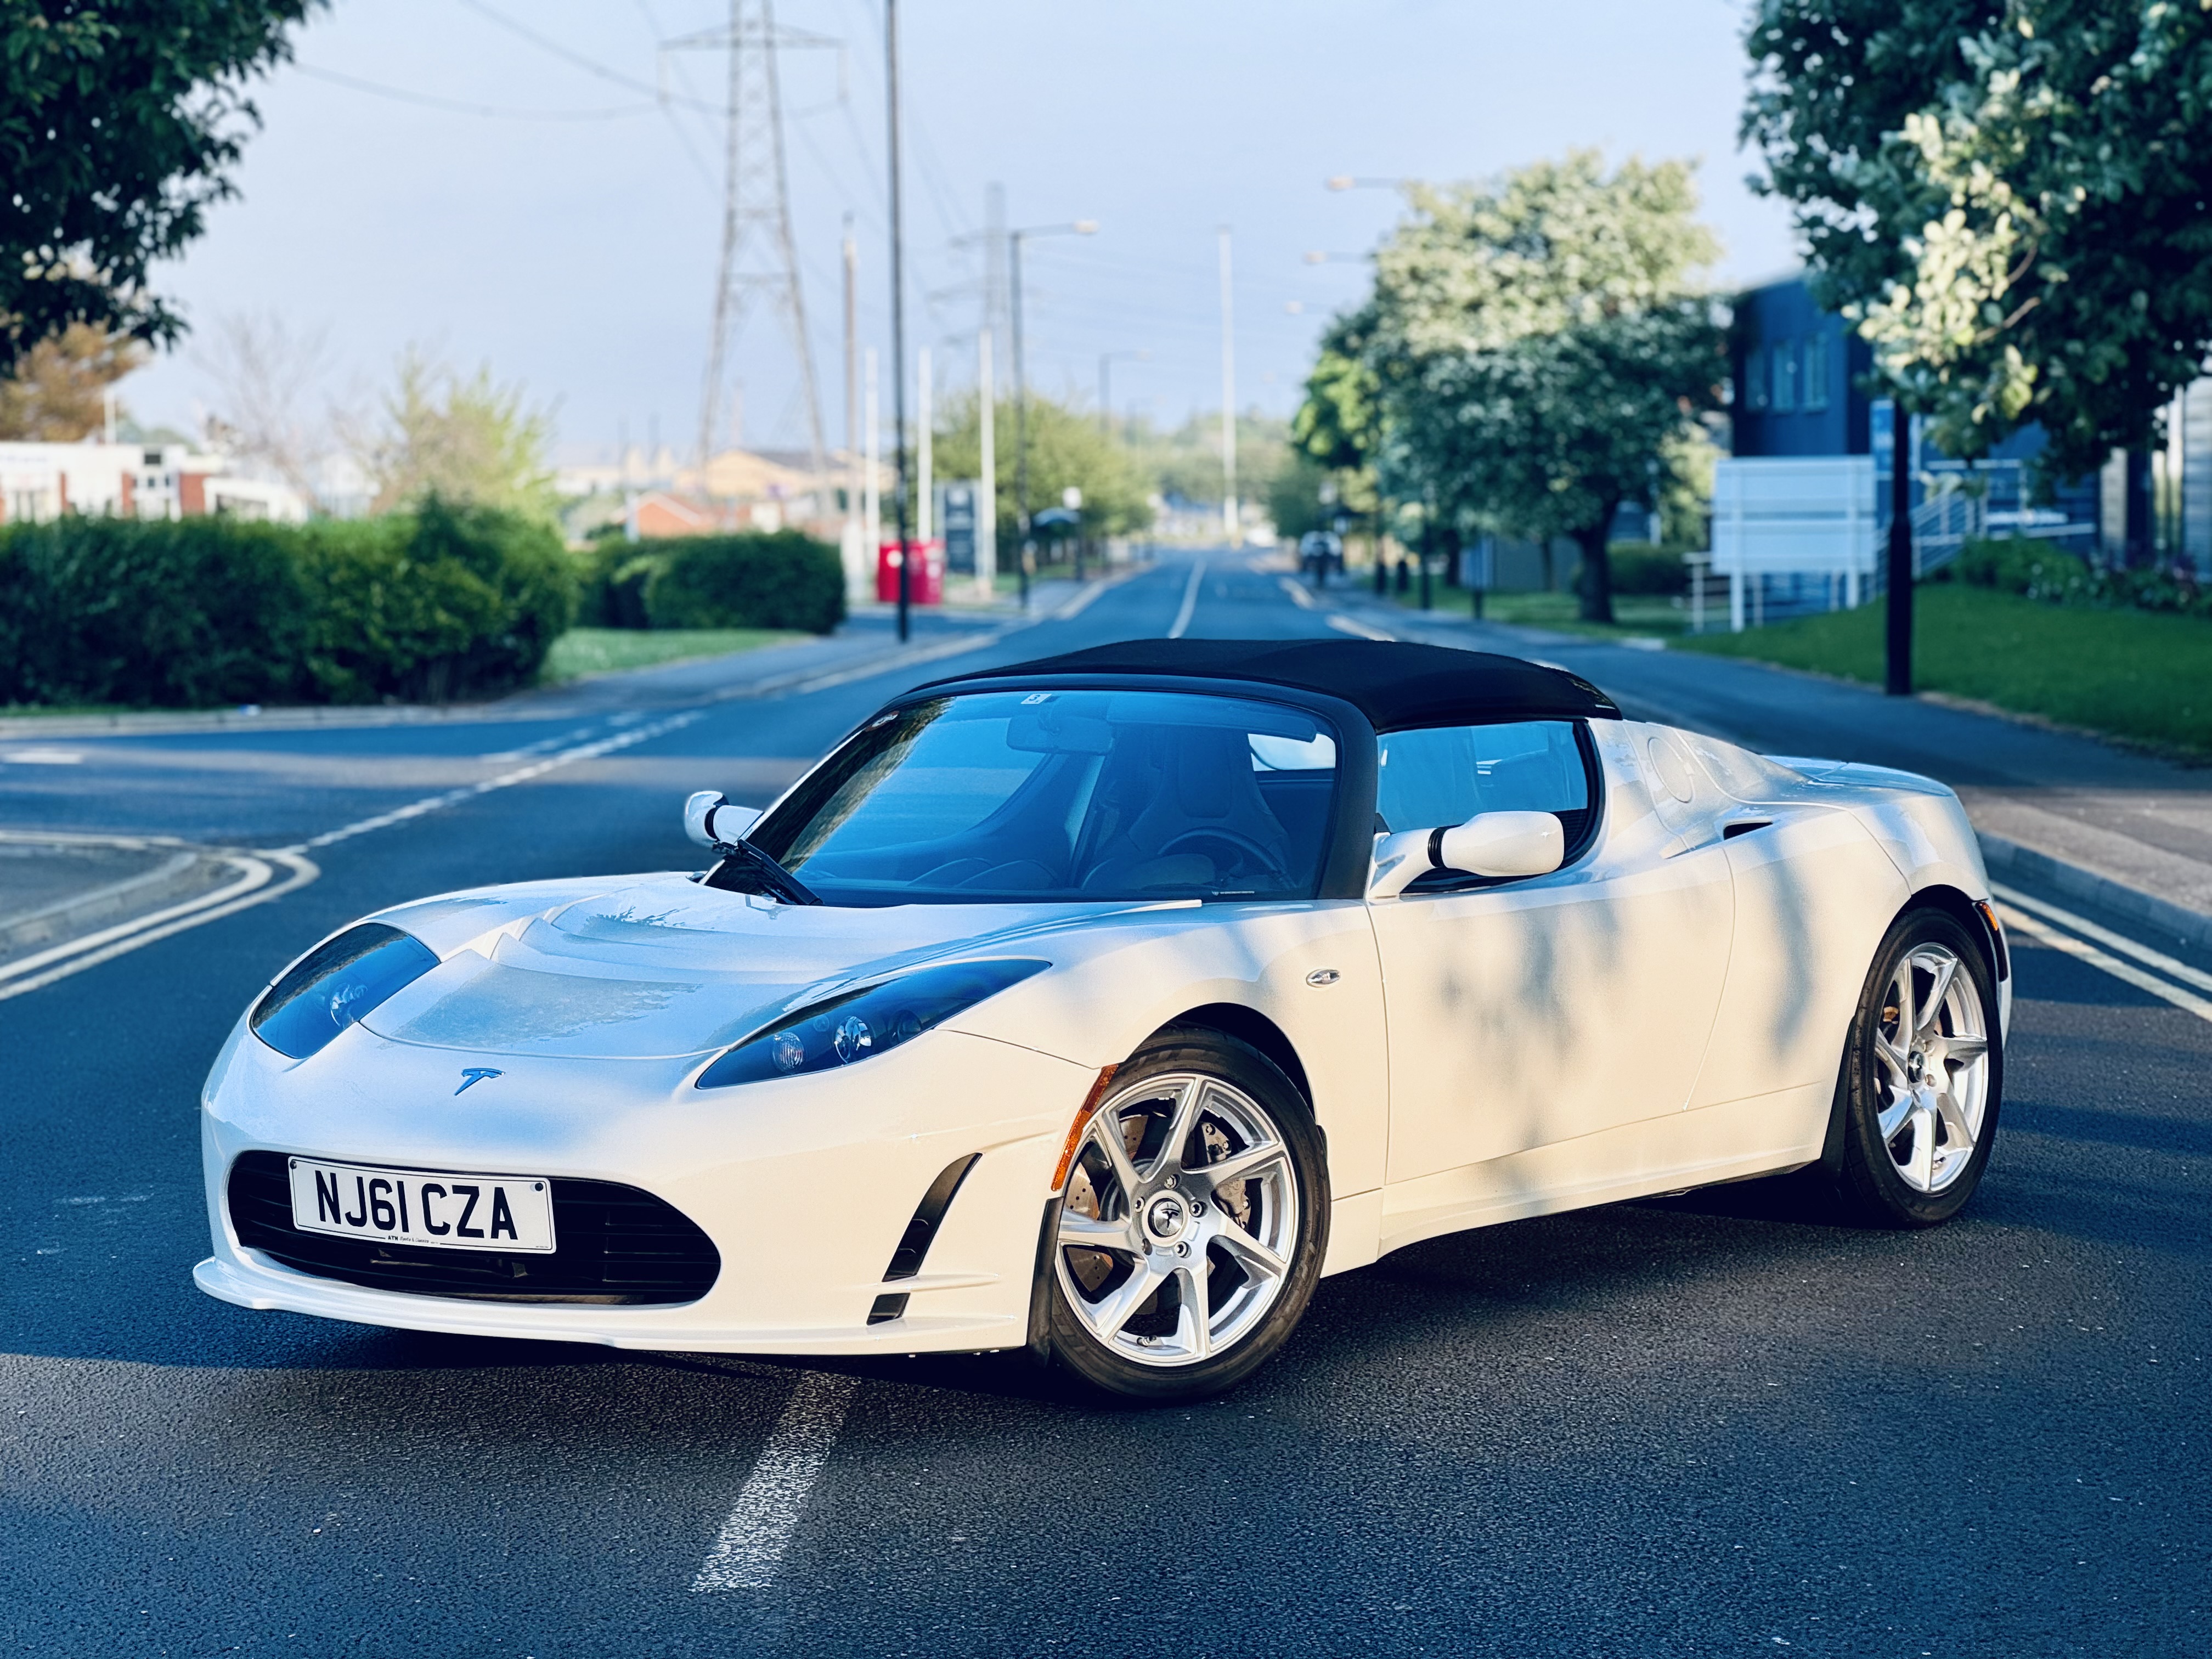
[1047, 1032, 1328, 1401]
[1831, 909, 2001, 1227]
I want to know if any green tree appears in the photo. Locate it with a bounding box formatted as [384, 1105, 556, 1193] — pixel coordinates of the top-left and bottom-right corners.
[1743, 0, 2212, 475]
[933, 391, 1152, 546]
[351, 350, 558, 521]
[1354, 154, 1724, 621]
[1, 0, 320, 376]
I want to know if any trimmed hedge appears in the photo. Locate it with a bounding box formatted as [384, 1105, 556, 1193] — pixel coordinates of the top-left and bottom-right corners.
[0, 497, 576, 708]
[645, 532, 844, 634]
[1604, 541, 1690, 596]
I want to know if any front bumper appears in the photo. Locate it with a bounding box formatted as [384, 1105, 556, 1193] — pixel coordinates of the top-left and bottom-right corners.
[197, 1020, 1094, 1356]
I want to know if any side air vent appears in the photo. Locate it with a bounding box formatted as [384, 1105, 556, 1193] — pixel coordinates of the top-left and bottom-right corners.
[225, 1150, 720, 1306]
[867, 1154, 980, 1323]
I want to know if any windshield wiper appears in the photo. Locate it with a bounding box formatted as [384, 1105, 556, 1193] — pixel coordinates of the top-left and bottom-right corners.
[709, 838, 824, 906]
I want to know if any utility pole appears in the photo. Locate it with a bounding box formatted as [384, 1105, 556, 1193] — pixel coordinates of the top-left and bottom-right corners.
[1098, 349, 1148, 435]
[984, 183, 1011, 364]
[864, 346, 880, 570]
[1009, 217, 1098, 607]
[977, 328, 997, 601]
[842, 215, 862, 601]
[1012, 229, 1031, 608]
[884, 0, 911, 641]
[671, 1, 832, 476]
[917, 345, 933, 544]
[1219, 226, 1238, 548]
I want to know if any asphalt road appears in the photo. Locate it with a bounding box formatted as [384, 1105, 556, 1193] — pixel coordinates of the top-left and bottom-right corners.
[4, 554, 2207, 1657]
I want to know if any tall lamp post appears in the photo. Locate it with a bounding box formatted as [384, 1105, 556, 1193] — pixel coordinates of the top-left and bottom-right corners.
[884, 0, 912, 641]
[1010, 218, 1097, 605]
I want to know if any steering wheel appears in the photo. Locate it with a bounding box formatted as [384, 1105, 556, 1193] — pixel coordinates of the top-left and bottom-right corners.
[1157, 827, 1287, 883]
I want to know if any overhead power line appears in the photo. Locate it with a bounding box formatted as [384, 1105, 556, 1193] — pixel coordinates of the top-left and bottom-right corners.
[292, 62, 658, 120]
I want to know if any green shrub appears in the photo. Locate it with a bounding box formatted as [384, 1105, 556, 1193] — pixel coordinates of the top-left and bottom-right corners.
[645, 531, 844, 635]
[1604, 541, 1689, 596]
[0, 496, 576, 709]
[1952, 536, 2212, 618]
[574, 531, 664, 630]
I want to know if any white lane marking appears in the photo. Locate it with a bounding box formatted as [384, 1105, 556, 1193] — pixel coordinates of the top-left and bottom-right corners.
[0, 849, 318, 1002]
[274, 708, 704, 856]
[1, 748, 84, 765]
[1278, 576, 1316, 610]
[477, 724, 601, 763]
[1167, 560, 1209, 639]
[1995, 902, 2212, 1025]
[1327, 613, 1395, 641]
[693, 1370, 858, 1593]
[1990, 881, 2212, 997]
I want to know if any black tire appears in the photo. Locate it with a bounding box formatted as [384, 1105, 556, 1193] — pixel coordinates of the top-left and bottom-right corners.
[1046, 1030, 1328, 1401]
[1829, 907, 2004, 1227]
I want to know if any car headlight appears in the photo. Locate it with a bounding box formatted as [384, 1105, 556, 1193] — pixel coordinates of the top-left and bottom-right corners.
[250, 923, 441, 1059]
[696, 958, 1049, 1088]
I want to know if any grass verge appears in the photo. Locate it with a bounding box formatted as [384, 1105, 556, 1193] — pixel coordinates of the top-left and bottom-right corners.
[1381, 586, 1692, 639]
[541, 627, 802, 683]
[1677, 583, 2212, 759]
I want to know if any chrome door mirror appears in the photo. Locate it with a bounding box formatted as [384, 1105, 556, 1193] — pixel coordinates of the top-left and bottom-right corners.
[1368, 810, 1565, 900]
[684, 791, 762, 850]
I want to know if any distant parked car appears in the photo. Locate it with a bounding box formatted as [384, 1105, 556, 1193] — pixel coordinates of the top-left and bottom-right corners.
[196, 639, 2008, 1401]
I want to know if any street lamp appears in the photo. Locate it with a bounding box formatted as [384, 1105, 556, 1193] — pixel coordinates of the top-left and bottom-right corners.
[1011, 218, 1098, 606]
[1324, 176, 1409, 192]
[1097, 349, 1149, 435]
[1301, 251, 1369, 264]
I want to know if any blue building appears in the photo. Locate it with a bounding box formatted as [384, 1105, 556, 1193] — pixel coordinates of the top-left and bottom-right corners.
[1729, 276, 2102, 561]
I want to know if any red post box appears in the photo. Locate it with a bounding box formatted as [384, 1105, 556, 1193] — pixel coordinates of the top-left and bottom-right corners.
[876, 539, 945, 605]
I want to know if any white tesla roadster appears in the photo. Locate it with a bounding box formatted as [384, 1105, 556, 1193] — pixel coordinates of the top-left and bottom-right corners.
[196, 640, 2008, 1399]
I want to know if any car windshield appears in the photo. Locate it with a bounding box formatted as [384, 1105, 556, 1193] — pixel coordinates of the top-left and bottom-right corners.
[747, 689, 1340, 905]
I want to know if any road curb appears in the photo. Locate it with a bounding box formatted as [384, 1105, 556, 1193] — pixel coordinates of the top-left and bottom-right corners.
[1977, 832, 2212, 952]
[0, 838, 213, 961]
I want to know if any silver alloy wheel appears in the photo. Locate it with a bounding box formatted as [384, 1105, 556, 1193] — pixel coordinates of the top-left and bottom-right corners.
[1872, 941, 1993, 1193]
[1056, 1072, 1299, 1368]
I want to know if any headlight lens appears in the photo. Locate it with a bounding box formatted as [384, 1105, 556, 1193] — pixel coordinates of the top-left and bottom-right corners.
[696, 958, 1048, 1088]
[250, 923, 441, 1059]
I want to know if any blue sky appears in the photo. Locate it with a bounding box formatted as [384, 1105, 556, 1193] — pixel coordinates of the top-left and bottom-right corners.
[124, 0, 1800, 461]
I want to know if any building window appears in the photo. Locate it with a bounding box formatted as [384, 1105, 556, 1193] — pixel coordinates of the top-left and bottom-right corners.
[1744, 345, 1769, 411]
[1804, 338, 1830, 411]
[1772, 340, 1799, 411]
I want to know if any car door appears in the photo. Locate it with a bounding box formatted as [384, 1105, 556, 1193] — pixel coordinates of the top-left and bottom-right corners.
[1368, 718, 1735, 1186]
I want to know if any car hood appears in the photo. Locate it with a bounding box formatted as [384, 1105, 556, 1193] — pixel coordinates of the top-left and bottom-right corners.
[356, 873, 1152, 1062]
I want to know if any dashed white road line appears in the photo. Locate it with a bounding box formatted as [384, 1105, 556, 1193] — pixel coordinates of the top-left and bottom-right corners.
[1167, 559, 1209, 639]
[693, 1370, 859, 1593]
[0, 748, 84, 765]
[1994, 899, 2212, 1025]
[1278, 576, 1317, 610]
[476, 724, 602, 763]
[1327, 612, 1395, 641]
[275, 707, 705, 855]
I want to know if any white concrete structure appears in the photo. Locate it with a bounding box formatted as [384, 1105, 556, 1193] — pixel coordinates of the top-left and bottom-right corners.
[0, 439, 309, 526]
[1711, 455, 1876, 631]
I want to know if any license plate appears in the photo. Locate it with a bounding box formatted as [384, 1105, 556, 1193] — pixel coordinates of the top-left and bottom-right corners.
[285, 1158, 557, 1254]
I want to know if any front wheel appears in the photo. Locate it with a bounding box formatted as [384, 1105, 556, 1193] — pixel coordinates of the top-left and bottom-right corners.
[1830, 909, 2002, 1227]
[1047, 1032, 1328, 1401]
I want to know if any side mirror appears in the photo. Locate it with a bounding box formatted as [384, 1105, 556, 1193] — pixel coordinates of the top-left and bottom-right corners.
[1368, 810, 1565, 900]
[684, 791, 763, 850]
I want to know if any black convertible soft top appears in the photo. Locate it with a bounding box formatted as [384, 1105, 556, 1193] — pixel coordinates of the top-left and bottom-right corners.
[927, 637, 1621, 730]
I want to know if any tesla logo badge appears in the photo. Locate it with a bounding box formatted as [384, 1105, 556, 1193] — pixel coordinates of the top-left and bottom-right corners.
[455, 1068, 504, 1095]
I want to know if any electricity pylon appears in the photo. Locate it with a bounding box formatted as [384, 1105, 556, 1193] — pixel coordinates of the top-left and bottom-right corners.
[665, 2, 832, 475]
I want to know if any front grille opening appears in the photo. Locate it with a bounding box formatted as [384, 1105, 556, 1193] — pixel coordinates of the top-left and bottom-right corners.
[225, 1150, 721, 1306]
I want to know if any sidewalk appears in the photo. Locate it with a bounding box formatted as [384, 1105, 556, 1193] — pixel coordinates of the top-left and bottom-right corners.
[1321, 580, 2212, 947]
